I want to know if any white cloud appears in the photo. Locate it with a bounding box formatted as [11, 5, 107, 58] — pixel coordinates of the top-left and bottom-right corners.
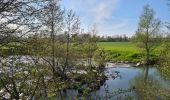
[61, 0, 133, 35]
[91, 0, 119, 24]
[63, 0, 119, 23]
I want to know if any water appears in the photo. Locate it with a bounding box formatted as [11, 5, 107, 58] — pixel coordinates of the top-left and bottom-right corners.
[1, 56, 169, 99]
[61, 63, 170, 100]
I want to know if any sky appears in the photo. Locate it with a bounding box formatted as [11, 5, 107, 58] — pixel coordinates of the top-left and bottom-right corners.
[60, 0, 170, 36]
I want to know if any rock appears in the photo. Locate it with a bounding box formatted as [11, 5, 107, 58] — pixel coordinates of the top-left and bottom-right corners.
[0, 89, 4, 94]
[141, 61, 146, 64]
[19, 93, 24, 97]
[108, 61, 114, 63]
[125, 61, 129, 63]
[136, 62, 141, 66]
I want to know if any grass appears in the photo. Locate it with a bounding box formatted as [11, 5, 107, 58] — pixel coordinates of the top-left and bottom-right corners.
[98, 42, 139, 53]
[97, 42, 161, 62]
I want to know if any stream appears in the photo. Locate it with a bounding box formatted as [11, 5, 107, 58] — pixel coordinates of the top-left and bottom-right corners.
[58, 63, 170, 100]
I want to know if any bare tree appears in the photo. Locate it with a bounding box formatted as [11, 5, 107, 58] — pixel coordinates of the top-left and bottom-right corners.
[38, 0, 64, 77]
[63, 9, 80, 79]
[87, 25, 98, 71]
[0, 0, 51, 99]
[0, 0, 44, 44]
[36, 0, 65, 99]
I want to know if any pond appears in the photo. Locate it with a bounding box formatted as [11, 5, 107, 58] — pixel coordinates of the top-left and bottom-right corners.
[59, 63, 170, 100]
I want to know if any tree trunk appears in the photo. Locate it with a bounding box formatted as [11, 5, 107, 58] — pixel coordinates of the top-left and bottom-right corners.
[144, 65, 149, 82]
[51, 1, 56, 78]
[146, 48, 150, 65]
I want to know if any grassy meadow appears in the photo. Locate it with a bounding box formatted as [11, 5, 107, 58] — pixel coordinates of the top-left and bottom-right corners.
[98, 42, 139, 53]
[98, 42, 161, 62]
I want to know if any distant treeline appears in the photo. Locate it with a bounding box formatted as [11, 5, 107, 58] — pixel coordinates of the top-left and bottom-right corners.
[56, 33, 130, 42]
[3, 32, 170, 44]
[0, 33, 132, 43]
[97, 35, 130, 42]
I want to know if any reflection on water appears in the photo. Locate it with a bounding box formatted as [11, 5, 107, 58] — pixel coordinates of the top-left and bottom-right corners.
[130, 66, 170, 100]
[60, 63, 170, 100]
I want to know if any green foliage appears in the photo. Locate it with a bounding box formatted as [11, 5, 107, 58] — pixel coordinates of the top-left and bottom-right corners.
[95, 49, 107, 68]
[159, 42, 170, 80]
[132, 5, 161, 64]
[158, 24, 170, 80]
[130, 74, 170, 99]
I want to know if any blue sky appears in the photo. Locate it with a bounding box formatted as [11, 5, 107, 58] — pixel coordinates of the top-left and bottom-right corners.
[60, 0, 170, 36]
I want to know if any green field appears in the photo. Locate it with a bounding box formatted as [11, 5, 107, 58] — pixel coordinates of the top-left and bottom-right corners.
[98, 42, 139, 53]
[97, 42, 162, 62]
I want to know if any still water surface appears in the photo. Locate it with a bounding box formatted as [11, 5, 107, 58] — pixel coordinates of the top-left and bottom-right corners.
[60, 63, 170, 100]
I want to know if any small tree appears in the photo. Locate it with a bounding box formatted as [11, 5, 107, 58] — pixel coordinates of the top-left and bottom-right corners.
[85, 25, 98, 71]
[133, 5, 161, 64]
[63, 9, 80, 78]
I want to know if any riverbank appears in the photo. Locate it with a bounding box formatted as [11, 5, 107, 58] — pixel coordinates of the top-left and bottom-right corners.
[105, 62, 132, 68]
